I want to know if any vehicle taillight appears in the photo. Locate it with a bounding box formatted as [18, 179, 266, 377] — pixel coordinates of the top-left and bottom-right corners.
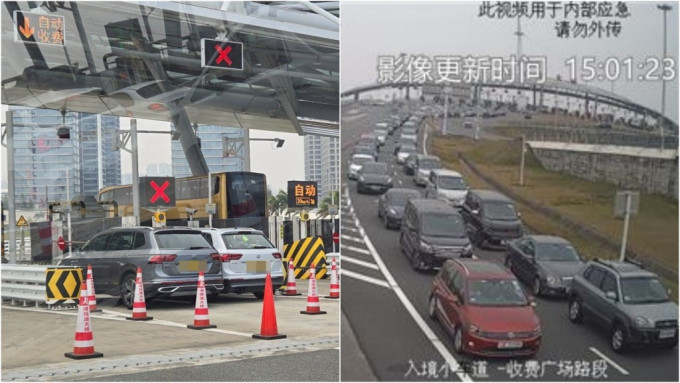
[210, 253, 220, 261]
[220, 253, 243, 262]
[148, 254, 177, 264]
[272, 252, 282, 259]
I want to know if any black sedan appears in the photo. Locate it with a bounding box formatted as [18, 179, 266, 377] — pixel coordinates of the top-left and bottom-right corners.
[504, 235, 585, 297]
[357, 162, 393, 194]
[378, 188, 422, 229]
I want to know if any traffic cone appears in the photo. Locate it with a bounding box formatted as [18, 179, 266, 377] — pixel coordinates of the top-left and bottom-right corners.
[126, 267, 153, 321]
[86, 265, 102, 313]
[324, 257, 340, 299]
[65, 281, 103, 359]
[301, 264, 327, 315]
[188, 272, 216, 330]
[252, 273, 287, 340]
[284, 260, 301, 296]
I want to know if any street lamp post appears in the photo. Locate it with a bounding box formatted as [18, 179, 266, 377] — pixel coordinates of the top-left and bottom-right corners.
[657, 4, 672, 150]
[6, 110, 17, 263]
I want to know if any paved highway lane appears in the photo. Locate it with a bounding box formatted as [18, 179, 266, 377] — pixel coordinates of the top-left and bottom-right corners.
[340, 103, 678, 382]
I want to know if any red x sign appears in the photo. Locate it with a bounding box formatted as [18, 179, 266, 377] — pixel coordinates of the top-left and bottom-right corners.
[215, 44, 232, 65]
[150, 180, 170, 203]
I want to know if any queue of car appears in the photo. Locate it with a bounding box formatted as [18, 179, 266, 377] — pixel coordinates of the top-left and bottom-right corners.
[57, 226, 284, 309]
[348, 108, 678, 357]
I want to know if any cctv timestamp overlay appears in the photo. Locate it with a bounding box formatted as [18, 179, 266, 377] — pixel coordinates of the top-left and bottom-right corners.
[565, 56, 676, 82]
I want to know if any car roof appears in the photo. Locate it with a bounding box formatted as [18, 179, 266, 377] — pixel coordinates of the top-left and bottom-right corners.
[199, 227, 263, 235]
[526, 235, 571, 244]
[470, 189, 513, 202]
[417, 154, 439, 161]
[431, 168, 463, 177]
[352, 154, 374, 160]
[408, 198, 456, 214]
[591, 259, 656, 278]
[386, 188, 421, 197]
[452, 258, 513, 279]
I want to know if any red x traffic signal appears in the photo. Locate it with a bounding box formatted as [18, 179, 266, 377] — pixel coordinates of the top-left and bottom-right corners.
[201, 39, 244, 70]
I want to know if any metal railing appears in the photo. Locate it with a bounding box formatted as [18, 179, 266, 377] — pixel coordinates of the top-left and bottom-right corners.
[0, 264, 48, 307]
[527, 126, 679, 150]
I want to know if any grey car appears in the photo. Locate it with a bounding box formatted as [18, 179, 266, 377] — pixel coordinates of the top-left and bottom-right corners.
[357, 162, 393, 194]
[460, 190, 524, 249]
[378, 188, 422, 229]
[199, 227, 283, 299]
[505, 235, 585, 297]
[568, 259, 678, 352]
[58, 227, 224, 309]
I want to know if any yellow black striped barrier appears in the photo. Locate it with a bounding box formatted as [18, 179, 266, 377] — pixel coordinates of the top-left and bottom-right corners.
[281, 237, 328, 287]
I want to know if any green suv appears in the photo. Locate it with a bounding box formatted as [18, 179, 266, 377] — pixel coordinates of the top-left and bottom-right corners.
[568, 259, 678, 352]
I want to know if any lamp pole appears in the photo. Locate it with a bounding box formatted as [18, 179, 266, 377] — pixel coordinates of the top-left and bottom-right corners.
[657, 4, 672, 150]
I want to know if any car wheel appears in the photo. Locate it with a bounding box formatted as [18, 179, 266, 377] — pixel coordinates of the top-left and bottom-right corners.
[532, 277, 543, 297]
[453, 326, 464, 354]
[207, 291, 220, 303]
[568, 297, 584, 324]
[253, 291, 265, 300]
[410, 253, 422, 271]
[611, 324, 627, 353]
[428, 295, 438, 321]
[120, 273, 136, 310]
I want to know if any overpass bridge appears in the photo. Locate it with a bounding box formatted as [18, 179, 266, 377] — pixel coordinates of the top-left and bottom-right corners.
[2, 1, 339, 175]
[341, 79, 678, 133]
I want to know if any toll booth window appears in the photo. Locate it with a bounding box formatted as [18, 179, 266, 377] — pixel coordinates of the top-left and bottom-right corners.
[112, 187, 131, 205]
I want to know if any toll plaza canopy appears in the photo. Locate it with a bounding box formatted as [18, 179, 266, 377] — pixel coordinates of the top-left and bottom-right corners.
[1, 1, 339, 173]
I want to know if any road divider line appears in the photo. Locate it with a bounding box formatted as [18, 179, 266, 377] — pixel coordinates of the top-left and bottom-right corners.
[343, 256, 380, 271]
[342, 244, 370, 255]
[343, 226, 359, 234]
[346, 187, 473, 382]
[343, 269, 390, 289]
[589, 347, 630, 376]
[341, 235, 365, 244]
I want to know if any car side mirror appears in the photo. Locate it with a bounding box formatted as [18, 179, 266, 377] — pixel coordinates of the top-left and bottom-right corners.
[605, 291, 617, 301]
[472, 209, 479, 215]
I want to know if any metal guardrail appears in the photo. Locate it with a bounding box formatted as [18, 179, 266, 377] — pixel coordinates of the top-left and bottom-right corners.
[527, 126, 679, 150]
[1, 264, 48, 307]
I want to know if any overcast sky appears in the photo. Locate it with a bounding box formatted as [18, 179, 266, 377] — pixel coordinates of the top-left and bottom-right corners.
[342, 1, 679, 123]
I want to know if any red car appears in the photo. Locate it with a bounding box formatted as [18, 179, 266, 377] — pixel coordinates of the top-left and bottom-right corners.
[429, 259, 542, 357]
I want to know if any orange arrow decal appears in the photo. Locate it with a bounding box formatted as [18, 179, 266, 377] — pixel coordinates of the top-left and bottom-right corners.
[18, 17, 34, 39]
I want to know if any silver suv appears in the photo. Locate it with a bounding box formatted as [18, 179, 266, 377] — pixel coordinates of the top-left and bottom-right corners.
[200, 228, 283, 299]
[58, 227, 224, 309]
[568, 259, 678, 352]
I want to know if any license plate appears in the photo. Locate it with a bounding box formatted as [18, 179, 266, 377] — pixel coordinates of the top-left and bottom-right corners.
[178, 260, 207, 272]
[246, 260, 270, 273]
[497, 341, 523, 349]
[370, 185, 382, 190]
[659, 329, 676, 339]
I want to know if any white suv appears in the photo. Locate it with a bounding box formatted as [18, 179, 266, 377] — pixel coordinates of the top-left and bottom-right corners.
[200, 227, 284, 299]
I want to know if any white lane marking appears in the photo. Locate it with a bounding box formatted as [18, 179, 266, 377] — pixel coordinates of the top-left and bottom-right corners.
[341, 235, 365, 244]
[342, 244, 371, 255]
[423, 126, 429, 156]
[343, 256, 380, 271]
[343, 226, 360, 234]
[343, 270, 390, 289]
[346, 187, 473, 382]
[589, 347, 630, 376]
[398, 179, 403, 186]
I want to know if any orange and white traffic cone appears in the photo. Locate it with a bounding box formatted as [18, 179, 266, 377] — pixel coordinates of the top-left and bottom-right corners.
[65, 281, 103, 359]
[126, 267, 153, 321]
[252, 273, 287, 340]
[188, 272, 216, 330]
[86, 265, 102, 313]
[324, 257, 340, 299]
[284, 260, 301, 296]
[300, 264, 326, 315]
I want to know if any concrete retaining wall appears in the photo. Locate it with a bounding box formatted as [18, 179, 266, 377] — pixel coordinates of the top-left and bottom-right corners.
[529, 142, 678, 199]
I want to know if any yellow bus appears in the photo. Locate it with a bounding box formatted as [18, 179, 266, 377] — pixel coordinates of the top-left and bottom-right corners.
[97, 172, 269, 236]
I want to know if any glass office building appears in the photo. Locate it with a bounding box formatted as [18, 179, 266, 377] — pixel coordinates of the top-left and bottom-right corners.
[304, 135, 339, 201]
[171, 124, 244, 178]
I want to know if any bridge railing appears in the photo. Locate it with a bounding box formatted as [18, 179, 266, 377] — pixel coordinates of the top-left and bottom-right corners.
[527, 126, 679, 150]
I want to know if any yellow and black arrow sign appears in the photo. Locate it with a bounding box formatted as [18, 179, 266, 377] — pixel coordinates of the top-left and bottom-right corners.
[45, 268, 83, 300]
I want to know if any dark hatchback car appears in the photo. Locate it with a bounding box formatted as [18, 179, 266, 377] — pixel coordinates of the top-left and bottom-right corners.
[461, 190, 523, 249]
[58, 227, 223, 309]
[400, 199, 472, 271]
[429, 259, 542, 357]
[357, 162, 393, 194]
[378, 188, 422, 229]
[505, 235, 585, 297]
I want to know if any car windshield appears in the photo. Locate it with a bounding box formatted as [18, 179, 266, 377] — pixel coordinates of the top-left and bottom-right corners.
[400, 146, 417, 154]
[421, 213, 466, 237]
[354, 147, 374, 155]
[353, 156, 374, 165]
[535, 243, 581, 262]
[390, 192, 421, 206]
[468, 279, 528, 306]
[483, 202, 517, 220]
[155, 232, 212, 250]
[374, 130, 387, 136]
[439, 176, 467, 190]
[363, 163, 388, 174]
[222, 233, 274, 249]
[420, 159, 441, 169]
[620, 277, 670, 304]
